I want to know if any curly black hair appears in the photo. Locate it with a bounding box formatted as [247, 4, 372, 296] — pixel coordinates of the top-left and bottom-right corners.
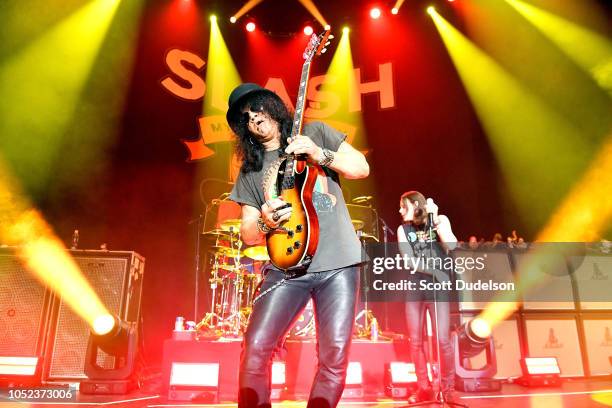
[232, 91, 293, 173]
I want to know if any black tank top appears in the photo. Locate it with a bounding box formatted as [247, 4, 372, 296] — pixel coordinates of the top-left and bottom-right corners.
[401, 222, 450, 277]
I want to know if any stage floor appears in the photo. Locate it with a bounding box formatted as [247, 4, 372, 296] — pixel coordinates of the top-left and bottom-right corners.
[3, 379, 612, 408]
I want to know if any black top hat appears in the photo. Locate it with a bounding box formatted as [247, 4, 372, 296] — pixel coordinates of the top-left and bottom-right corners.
[226, 83, 278, 132]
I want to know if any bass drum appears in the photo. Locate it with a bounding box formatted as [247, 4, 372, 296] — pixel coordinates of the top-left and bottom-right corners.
[288, 299, 316, 338]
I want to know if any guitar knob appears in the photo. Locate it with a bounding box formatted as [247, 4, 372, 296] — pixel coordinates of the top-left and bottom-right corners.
[296, 224, 303, 232]
[287, 247, 294, 254]
[287, 230, 295, 238]
[294, 241, 301, 249]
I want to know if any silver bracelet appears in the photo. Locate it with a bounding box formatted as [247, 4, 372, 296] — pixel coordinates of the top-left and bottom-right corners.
[318, 148, 335, 167]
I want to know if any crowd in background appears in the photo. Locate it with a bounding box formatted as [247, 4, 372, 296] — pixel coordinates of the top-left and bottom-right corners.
[457, 230, 528, 250]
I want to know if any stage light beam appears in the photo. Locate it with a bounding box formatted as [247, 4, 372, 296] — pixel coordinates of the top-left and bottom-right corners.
[296, 0, 329, 28]
[0, 0, 122, 195]
[231, 0, 264, 23]
[304, 25, 313, 36]
[505, 0, 612, 94]
[429, 7, 612, 332]
[392, 0, 406, 15]
[246, 21, 256, 32]
[370, 8, 382, 19]
[0, 161, 110, 330]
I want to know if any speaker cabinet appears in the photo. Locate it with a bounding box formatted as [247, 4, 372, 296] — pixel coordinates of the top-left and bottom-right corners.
[582, 318, 612, 376]
[524, 316, 584, 376]
[0, 249, 53, 362]
[43, 250, 144, 382]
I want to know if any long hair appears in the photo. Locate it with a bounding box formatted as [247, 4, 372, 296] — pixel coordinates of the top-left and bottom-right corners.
[400, 190, 427, 225]
[233, 91, 293, 173]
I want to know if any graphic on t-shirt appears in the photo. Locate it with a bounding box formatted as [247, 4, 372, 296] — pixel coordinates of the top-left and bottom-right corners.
[312, 168, 337, 213]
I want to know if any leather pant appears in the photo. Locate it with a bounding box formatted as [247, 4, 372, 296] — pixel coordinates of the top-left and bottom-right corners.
[405, 273, 455, 392]
[238, 266, 360, 408]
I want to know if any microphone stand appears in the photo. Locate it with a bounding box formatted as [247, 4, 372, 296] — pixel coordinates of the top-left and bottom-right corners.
[403, 213, 467, 408]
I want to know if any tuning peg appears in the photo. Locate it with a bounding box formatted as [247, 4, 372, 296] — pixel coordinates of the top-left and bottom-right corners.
[325, 41, 331, 46]
[321, 48, 327, 53]
[328, 35, 335, 39]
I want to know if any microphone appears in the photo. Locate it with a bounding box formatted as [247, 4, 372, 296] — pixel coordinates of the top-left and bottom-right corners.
[426, 198, 435, 227]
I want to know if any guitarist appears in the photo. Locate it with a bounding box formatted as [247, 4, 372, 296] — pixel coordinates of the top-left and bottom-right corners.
[227, 83, 369, 408]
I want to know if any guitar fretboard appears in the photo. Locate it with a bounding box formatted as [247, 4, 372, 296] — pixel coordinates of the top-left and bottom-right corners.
[290, 61, 311, 140]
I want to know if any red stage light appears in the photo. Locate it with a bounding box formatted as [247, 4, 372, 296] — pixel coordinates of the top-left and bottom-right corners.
[303, 25, 313, 36]
[246, 22, 256, 32]
[391, 7, 399, 15]
[370, 7, 382, 19]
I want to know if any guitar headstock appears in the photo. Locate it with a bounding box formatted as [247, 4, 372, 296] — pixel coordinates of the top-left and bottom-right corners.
[303, 29, 333, 62]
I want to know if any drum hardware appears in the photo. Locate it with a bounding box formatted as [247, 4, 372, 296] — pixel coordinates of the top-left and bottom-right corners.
[197, 215, 269, 338]
[220, 218, 242, 232]
[352, 219, 365, 231]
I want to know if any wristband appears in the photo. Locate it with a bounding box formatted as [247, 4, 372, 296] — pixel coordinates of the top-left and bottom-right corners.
[317, 147, 335, 167]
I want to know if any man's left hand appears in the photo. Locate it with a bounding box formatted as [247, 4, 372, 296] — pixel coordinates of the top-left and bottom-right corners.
[285, 135, 322, 163]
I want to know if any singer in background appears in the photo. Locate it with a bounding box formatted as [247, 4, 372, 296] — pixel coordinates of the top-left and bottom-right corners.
[397, 190, 458, 403]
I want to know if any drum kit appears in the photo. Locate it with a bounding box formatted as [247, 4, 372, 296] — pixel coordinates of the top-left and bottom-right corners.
[196, 218, 269, 337]
[195, 207, 379, 339]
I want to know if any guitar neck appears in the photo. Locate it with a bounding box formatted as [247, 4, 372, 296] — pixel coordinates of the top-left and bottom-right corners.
[290, 61, 311, 140]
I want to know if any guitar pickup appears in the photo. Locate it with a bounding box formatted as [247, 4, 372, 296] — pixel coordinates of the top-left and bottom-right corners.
[275, 202, 292, 211]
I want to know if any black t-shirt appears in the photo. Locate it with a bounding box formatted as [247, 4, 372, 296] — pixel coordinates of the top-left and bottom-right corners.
[229, 121, 362, 272]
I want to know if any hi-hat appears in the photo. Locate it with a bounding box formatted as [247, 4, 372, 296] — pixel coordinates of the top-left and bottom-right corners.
[202, 229, 232, 238]
[244, 246, 270, 261]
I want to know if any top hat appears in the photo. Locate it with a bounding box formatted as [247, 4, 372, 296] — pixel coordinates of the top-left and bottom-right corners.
[226, 83, 278, 132]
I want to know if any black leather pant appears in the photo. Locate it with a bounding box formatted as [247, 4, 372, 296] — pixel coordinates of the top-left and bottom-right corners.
[238, 266, 360, 408]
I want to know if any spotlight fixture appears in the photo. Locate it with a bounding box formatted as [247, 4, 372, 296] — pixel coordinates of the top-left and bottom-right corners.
[0, 356, 41, 385]
[427, 6, 436, 15]
[391, 7, 399, 14]
[342, 362, 364, 399]
[80, 314, 139, 395]
[209, 15, 217, 23]
[370, 7, 382, 19]
[517, 357, 562, 387]
[384, 362, 417, 398]
[342, 26, 350, 34]
[304, 25, 314, 36]
[230, 16, 237, 23]
[246, 21, 256, 32]
[168, 362, 219, 402]
[271, 361, 286, 400]
[324, 24, 331, 30]
[453, 318, 501, 392]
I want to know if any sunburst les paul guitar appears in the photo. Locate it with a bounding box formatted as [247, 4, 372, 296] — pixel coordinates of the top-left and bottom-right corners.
[265, 30, 332, 272]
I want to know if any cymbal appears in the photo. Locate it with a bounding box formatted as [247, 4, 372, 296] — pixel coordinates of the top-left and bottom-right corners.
[244, 246, 270, 261]
[220, 219, 242, 232]
[359, 233, 379, 242]
[210, 246, 243, 257]
[352, 219, 365, 231]
[202, 229, 231, 238]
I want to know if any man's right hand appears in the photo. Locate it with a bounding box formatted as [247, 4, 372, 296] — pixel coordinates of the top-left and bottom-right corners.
[261, 198, 292, 229]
